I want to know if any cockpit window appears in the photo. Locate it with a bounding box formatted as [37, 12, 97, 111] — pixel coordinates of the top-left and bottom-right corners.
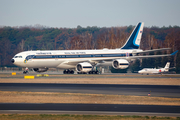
[14, 56, 22, 58]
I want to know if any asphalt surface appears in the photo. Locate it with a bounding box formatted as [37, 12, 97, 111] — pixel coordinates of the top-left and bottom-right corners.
[0, 83, 180, 98]
[0, 103, 180, 117]
[0, 75, 180, 116]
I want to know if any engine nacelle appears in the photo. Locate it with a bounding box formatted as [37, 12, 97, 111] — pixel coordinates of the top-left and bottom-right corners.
[76, 62, 93, 72]
[112, 59, 129, 69]
[33, 68, 49, 72]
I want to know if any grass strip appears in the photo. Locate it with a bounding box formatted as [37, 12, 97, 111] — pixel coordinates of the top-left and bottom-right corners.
[0, 114, 179, 120]
[0, 91, 180, 105]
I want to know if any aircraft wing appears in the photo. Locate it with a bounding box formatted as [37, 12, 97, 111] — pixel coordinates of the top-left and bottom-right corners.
[133, 48, 171, 54]
[167, 67, 176, 70]
[60, 60, 89, 66]
[128, 50, 178, 60]
[63, 50, 178, 66]
[101, 50, 179, 61]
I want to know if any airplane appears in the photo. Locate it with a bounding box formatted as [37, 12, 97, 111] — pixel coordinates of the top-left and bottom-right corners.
[138, 62, 172, 74]
[11, 22, 178, 74]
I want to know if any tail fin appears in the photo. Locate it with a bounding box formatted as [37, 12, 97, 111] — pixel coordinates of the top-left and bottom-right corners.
[121, 22, 144, 49]
[164, 62, 170, 69]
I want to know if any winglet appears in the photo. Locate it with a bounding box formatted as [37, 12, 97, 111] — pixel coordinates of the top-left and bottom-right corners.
[171, 50, 178, 55]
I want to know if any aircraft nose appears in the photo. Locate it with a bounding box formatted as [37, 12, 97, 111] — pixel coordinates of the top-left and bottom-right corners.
[11, 59, 15, 63]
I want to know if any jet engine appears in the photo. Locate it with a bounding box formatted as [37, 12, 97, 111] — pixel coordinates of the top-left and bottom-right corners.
[112, 59, 129, 69]
[76, 62, 93, 73]
[33, 68, 49, 72]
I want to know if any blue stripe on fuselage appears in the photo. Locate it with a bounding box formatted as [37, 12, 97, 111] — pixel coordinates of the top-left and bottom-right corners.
[26, 53, 133, 60]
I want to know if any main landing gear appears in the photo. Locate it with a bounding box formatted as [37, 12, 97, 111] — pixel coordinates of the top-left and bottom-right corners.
[63, 69, 99, 74]
[63, 69, 74, 74]
[77, 70, 99, 74]
[88, 70, 99, 74]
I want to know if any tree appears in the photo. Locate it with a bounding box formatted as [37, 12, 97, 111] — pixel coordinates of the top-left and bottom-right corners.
[17, 39, 25, 52]
[176, 51, 180, 73]
[154, 51, 162, 68]
[0, 24, 180, 69]
[129, 59, 141, 73]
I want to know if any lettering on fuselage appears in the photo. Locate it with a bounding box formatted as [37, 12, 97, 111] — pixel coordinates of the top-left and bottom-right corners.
[64, 52, 86, 54]
[36, 52, 52, 55]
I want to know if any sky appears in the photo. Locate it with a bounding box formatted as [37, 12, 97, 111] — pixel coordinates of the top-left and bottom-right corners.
[0, 0, 180, 28]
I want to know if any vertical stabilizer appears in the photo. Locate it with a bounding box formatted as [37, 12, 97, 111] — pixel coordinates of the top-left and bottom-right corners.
[121, 22, 144, 49]
[165, 62, 170, 69]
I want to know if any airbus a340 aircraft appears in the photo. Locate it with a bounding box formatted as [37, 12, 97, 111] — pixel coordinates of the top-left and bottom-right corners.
[11, 22, 178, 74]
[138, 62, 172, 74]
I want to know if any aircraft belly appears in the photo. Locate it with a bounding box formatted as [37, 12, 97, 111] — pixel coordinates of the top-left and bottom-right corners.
[56, 64, 75, 69]
[26, 59, 62, 68]
[96, 62, 112, 67]
[56, 61, 76, 69]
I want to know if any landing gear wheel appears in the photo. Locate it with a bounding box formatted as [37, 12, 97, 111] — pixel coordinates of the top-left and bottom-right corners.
[23, 67, 29, 74]
[88, 70, 99, 74]
[63, 69, 74, 74]
[88, 71, 92, 74]
[95, 70, 99, 74]
[70, 70, 74, 74]
[23, 71, 28, 74]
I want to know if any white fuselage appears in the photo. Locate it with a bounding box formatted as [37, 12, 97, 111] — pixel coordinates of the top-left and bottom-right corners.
[138, 68, 168, 74]
[138, 62, 170, 74]
[12, 49, 143, 69]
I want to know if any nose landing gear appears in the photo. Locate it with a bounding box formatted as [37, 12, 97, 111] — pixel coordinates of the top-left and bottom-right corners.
[23, 67, 28, 74]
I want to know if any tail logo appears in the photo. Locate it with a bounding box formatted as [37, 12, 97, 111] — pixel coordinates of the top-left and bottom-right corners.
[24, 59, 27, 64]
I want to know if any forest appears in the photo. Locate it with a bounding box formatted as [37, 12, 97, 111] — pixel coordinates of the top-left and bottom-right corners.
[0, 24, 180, 73]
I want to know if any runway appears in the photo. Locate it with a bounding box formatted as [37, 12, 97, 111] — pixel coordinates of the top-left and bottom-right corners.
[0, 103, 180, 117]
[0, 76, 180, 116]
[0, 83, 180, 98]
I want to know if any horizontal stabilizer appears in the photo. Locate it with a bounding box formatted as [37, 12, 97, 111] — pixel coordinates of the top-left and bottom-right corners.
[171, 50, 178, 55]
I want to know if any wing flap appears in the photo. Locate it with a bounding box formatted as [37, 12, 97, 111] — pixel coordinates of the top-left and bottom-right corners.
[133, 48, 171, 54]
[127, 54, 172, 60]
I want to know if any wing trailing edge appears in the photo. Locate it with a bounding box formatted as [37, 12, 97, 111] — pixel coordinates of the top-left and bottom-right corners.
[133, 48, 171, 54]
[127, 50, 178, 60]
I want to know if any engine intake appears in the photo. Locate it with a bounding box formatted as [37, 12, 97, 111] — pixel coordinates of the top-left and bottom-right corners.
[33, 68, 48, 72]
[76, 62, 92, 72]
[112, 59, 129, 69]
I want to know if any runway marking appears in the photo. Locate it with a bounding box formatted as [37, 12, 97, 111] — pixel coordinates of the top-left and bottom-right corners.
[24, 76, 34, 79]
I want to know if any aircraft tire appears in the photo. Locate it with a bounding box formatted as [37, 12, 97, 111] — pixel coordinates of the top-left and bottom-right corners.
[23, 71, 28, 74]
[95, 71, 99, 74]
[63, 70, 67, 74]
[63, 69, 74, 74]
[70, 70, 74, 74]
